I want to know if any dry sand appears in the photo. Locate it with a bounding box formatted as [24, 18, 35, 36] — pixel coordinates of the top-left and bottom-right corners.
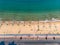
[0, 21, 60, 34]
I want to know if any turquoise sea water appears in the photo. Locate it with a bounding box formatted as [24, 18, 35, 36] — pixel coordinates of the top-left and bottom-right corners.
[0, 0, 60, 12]
[0, 0, 60, 20]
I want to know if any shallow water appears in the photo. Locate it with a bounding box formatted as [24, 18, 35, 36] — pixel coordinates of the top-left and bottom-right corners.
[0, 0, 60, 20]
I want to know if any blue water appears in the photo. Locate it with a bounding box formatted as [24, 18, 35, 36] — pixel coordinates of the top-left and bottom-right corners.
[0, 0, 60, 20]
[0, 0, 60, 12]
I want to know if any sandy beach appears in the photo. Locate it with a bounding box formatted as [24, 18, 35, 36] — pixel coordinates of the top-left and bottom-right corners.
[0, 21, 60, 34]
[0, 21, 60, 44]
